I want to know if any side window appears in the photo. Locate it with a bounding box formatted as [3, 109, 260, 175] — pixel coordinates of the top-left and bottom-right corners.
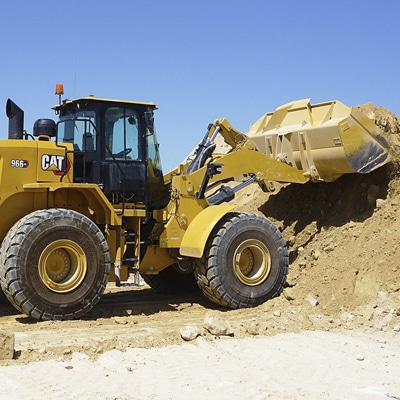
[147, 128, 163, 176]
[105, 107, 140, 160]
[58, 111, 96, 152]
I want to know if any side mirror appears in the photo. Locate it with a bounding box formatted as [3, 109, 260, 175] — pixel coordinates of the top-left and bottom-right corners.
[144, 111, 154, 134]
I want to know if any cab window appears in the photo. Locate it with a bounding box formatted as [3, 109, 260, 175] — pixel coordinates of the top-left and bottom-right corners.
[105, 107, 140, 160]
[58, 110, 96, 152]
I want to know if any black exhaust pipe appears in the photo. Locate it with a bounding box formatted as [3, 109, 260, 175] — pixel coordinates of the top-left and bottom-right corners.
[6, 99, 24, 139]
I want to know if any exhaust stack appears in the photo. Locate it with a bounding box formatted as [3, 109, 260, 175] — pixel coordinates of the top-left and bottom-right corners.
[6, 99, 24, 139]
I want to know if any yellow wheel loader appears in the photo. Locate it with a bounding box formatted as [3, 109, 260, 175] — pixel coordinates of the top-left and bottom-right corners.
[0, 87, 393, 320]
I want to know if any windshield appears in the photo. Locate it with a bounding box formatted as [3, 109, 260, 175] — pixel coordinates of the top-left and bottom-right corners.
[58, 110, 97, 152]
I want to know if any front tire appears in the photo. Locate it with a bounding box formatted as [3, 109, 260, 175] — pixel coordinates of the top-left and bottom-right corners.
[194, 212, 288, 309]
[0, 209, 110, 320]
[0, 288, 7, 304]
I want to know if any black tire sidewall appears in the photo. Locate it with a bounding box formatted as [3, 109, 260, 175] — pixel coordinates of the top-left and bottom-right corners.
[10, 209, 109, 318]
[211, 214, 287, 307]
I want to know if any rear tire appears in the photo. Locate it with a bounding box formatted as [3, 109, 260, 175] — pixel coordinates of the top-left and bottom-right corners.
[194, 212, 288, 308]
[0, 209, 110, 320]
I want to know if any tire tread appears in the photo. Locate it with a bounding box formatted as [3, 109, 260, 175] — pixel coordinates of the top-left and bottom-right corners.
[0, 208, 110, 320]
[194, 212, 288, 309]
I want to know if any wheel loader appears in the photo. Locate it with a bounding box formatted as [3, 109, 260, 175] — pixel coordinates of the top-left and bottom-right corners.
[0, 86, 393, 320]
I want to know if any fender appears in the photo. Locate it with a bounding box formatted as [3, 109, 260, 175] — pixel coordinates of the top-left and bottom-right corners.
[180, 205, 236, 258]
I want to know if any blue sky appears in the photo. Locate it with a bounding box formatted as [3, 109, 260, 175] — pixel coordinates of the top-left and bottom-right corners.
[1, 1, 399, 171]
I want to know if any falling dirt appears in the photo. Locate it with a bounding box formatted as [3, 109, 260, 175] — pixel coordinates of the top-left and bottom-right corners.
[0, 102, 400, 397]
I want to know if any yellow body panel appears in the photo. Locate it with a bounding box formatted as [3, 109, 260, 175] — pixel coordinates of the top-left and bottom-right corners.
[191, 145, 309, 185]
[0, 139, 72, 239]
[180, 205, 235, 258]
[23, 182, 121, 224]
[140, 245, 176, 274]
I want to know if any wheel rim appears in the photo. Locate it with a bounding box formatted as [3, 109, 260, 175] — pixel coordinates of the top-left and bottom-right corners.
[233, 239, 271, 286]
[38, 240, 87, 293]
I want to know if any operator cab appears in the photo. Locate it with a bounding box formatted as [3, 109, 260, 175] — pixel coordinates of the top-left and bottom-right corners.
[53, 96, 169, 210]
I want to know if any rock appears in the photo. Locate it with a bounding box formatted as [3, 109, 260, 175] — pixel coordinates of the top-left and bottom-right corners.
[298, 261, 307, 269]
[0, 329, 15, 360]
[323, 243, 335, 252]
[203, 311, 234, 337]
[273, 310, 281, 317]
[114, 317, 128, 325]
[246, 322, 261, 335]
[306, 295, 319, 306]
[283, 288, 296, 301]
[312, 250, 321, 260]
[180, 325, 201, 341]
[376, 198, 386, 208]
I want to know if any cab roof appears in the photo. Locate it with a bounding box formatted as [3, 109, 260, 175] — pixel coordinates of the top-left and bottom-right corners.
[52, 96, 157, 111]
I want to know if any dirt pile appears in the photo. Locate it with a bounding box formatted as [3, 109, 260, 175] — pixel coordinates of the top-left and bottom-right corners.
[230, 102, 400, 333]
[358, 102, 400, 150]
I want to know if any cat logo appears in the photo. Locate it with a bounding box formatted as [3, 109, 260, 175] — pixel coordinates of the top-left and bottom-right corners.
[41, 154, 70, 175]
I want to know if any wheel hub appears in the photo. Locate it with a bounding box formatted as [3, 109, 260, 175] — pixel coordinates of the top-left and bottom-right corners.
[234, 239, 271, 286]
[46, 249, 70, 282]
[39, 240, 87, 293]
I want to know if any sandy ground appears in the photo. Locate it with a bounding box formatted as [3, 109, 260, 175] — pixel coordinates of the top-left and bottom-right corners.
[1, 282, 400, 400]
[0, 329, 399, 400]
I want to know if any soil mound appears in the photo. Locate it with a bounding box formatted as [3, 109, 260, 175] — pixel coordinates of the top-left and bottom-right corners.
[230, 103, 400, 332]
